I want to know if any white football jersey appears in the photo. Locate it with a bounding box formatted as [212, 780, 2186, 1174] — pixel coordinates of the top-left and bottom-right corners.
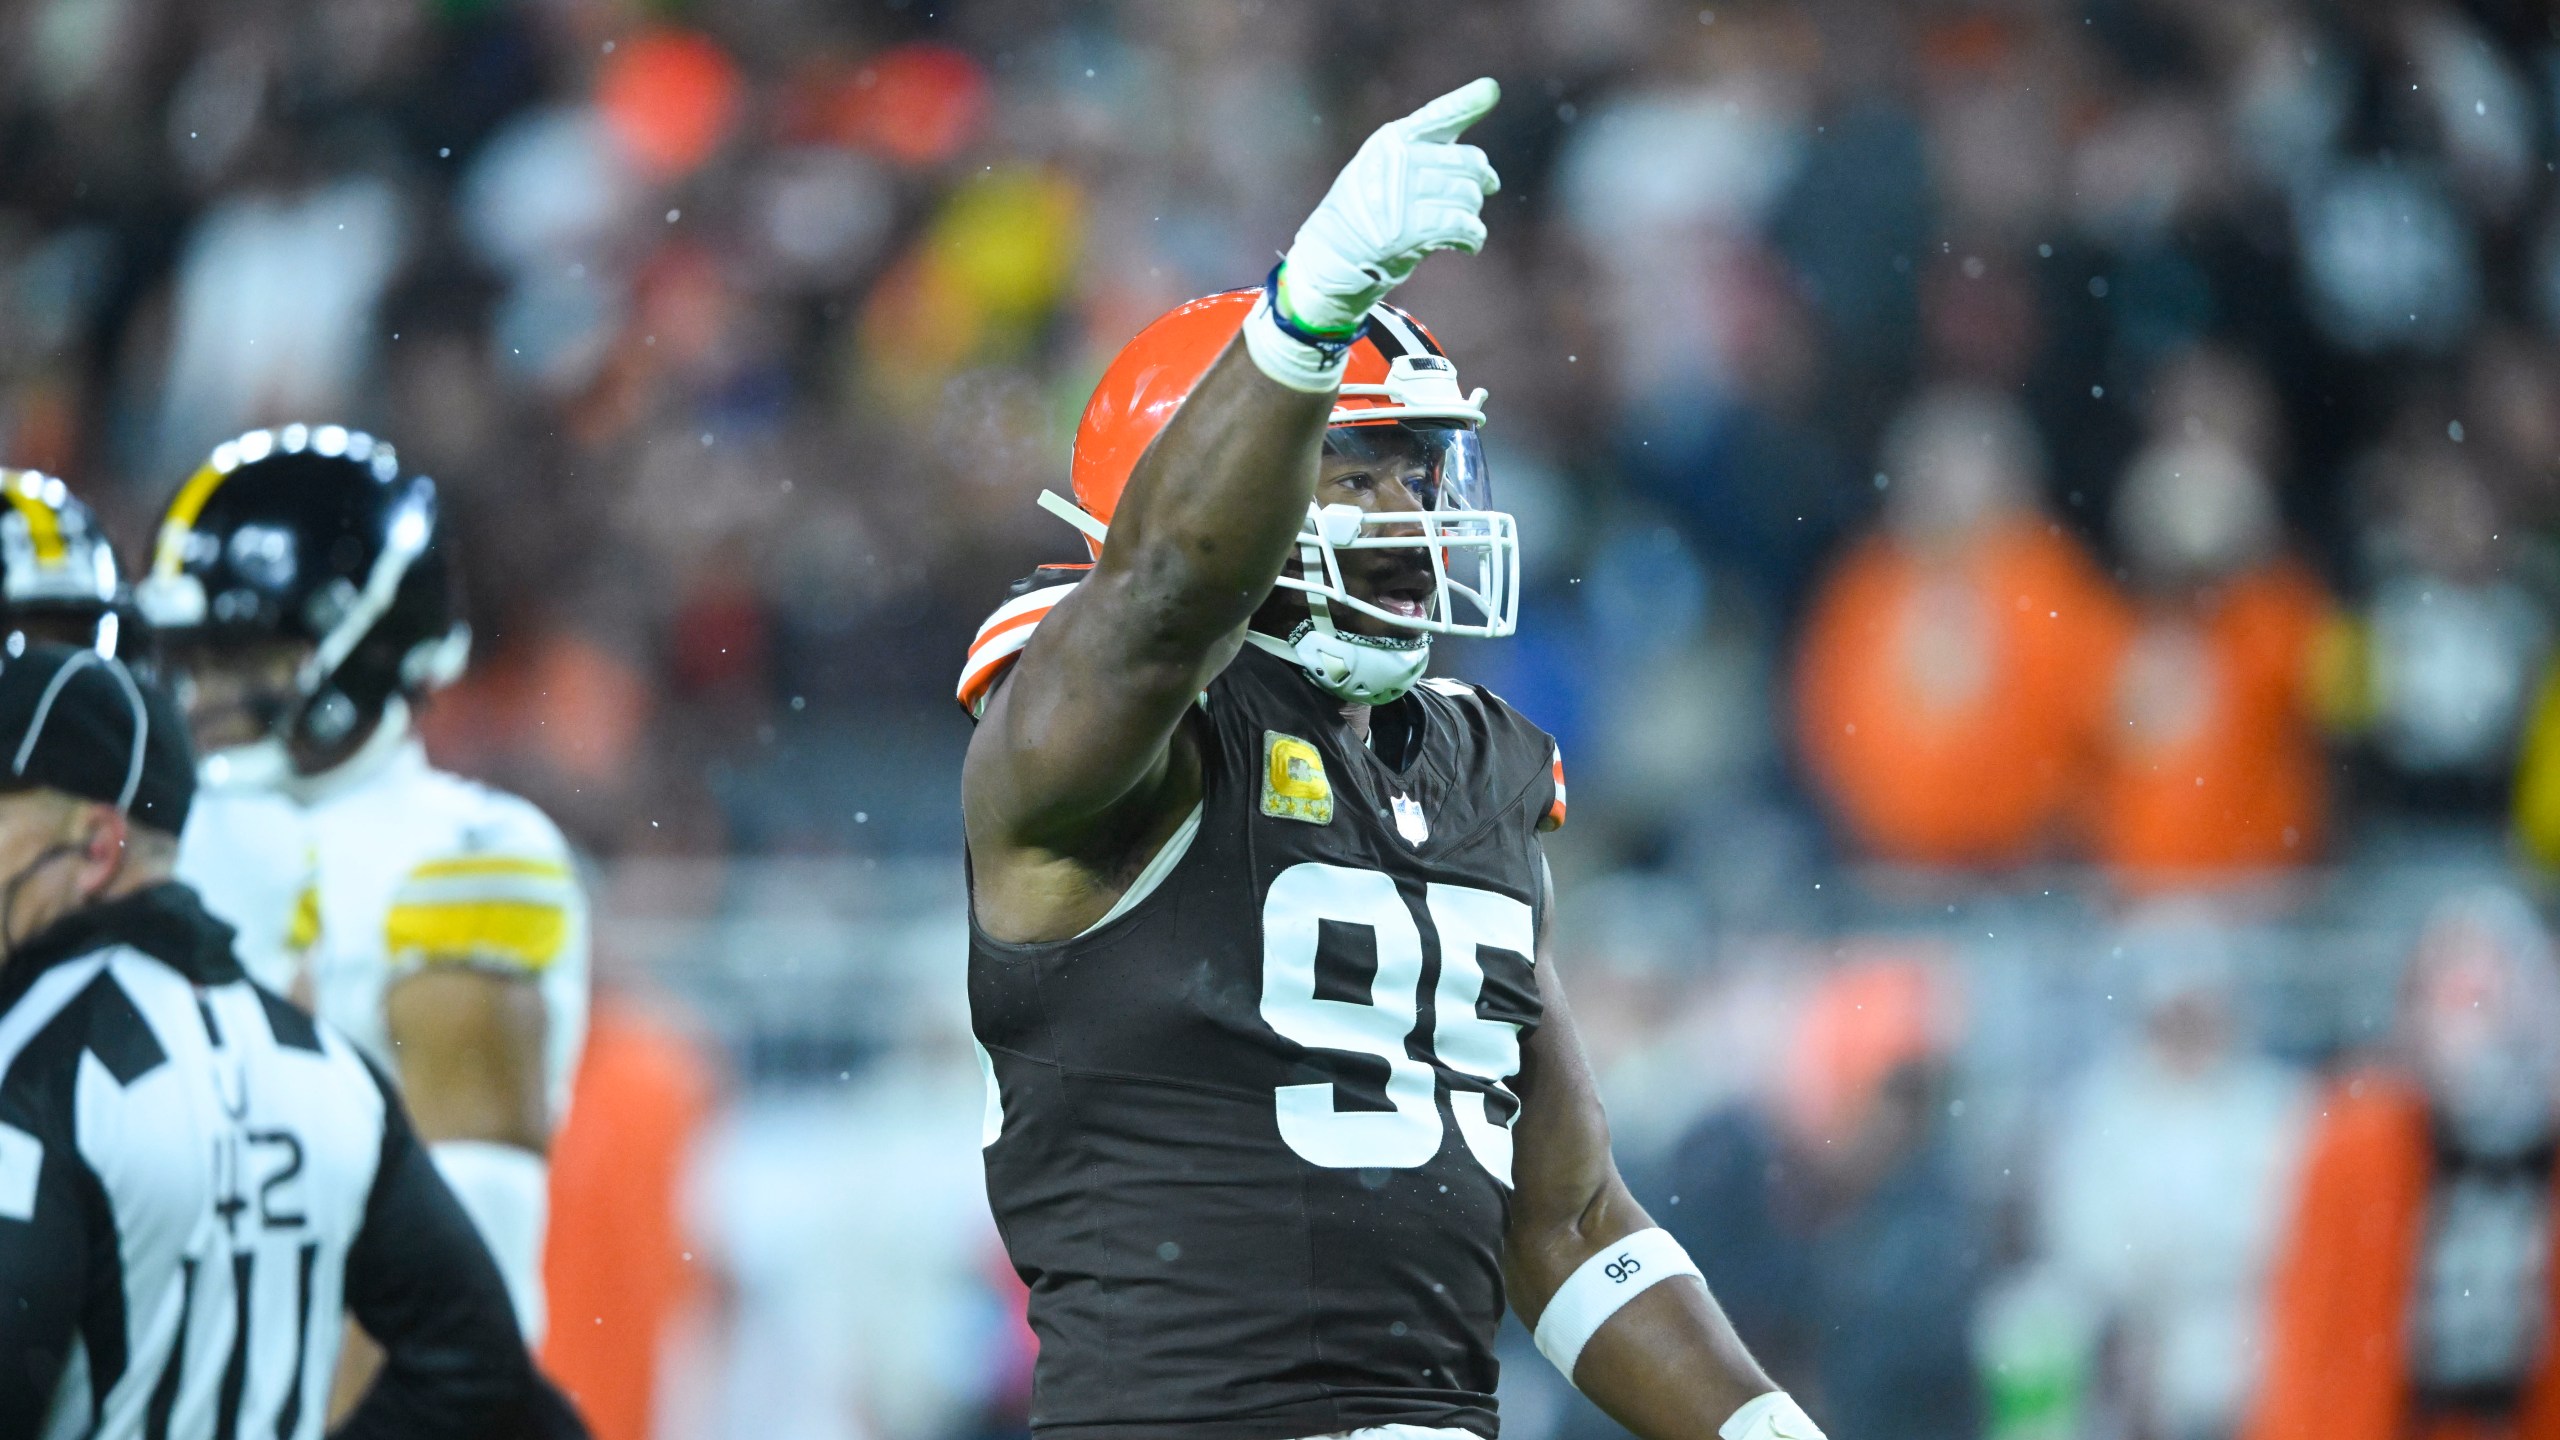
[175, 722, 590, 1126]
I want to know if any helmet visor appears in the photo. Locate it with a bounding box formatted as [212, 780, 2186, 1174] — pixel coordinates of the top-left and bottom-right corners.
[1286, 421, 1519, 639]
[1319, 421, 1494, 515]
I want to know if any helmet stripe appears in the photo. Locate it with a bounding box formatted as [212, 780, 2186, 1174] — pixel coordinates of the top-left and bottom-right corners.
[1368, 304, 1441, 359]
[0, 474, 67, 565]
[1361, 312, 1408, 362]
[152, 461, 229, 577]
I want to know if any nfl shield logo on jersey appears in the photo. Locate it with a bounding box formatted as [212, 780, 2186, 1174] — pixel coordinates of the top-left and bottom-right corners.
[1391, 793, 1430, 846]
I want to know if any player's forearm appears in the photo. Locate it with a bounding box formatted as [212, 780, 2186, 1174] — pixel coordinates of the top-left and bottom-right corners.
[1504, 1159, 1656, 1297]
[1568, 1282, 1785, 1440]
[343, 1080, 542, 1438]
[1098, 336, 1330, 656]
[1507, 1179, 1777, 1440]
[1506, 910, 1789, 1440]
[327, 1322, 387, 1427]
[333, 1327, 528, 1440]
[384, 968, 554, 1340]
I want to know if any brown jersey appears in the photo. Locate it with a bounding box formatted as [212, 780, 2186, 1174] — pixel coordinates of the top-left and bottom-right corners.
[970, 639, 1564, 1440]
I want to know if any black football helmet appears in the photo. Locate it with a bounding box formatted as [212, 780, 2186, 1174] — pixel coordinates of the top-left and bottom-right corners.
[135, 425, 469, 774]
[0, 468, 123, 657]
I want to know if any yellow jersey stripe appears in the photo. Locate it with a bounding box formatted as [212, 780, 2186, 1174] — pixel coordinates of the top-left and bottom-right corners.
[385, 899, 568, 972]
[407, 855, 572, 882]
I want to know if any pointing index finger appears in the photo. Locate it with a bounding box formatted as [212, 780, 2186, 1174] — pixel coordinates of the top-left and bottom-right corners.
[1395, 77, 1501, 144]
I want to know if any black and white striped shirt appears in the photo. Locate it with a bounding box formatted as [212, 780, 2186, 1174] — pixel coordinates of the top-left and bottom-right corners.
[0, 883, 551, 1440]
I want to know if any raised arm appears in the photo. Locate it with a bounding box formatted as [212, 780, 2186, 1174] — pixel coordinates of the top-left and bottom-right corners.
[1505, 858, 1816, 1440]
[966, 340, 1330, 856]
[964, 80, 1502, 935]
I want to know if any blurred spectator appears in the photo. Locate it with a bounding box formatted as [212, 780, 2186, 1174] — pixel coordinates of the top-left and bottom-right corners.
[1565, 518, 1781, 865]
[1556, 11, 1860, 614]
[1648, 960, 1982, 1440]
[420, 621, 665, 846]
[2510, 670, 2560, 875]
[2245, 886, 2560, 1440]
[458, 103, 645, 399]
[1796, 387, 2117, 868]
[856, 162, 1084, 418]
[2087, 421, 2337, 884]
[2460, 333, 2560, 528]
[595, 30, 745, 183]
[2350, 421, 2552, 813]
[156, 167, 405, 468]
[2143, 347, 2289, 484]
[2282, 6, 2531, 360]
[2039, 910, 2310, 1440]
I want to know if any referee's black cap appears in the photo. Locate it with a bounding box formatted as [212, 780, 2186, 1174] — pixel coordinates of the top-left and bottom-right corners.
[0, 644, 196, 834]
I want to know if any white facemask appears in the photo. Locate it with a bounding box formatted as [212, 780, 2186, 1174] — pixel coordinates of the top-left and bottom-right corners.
[1248, 623, 1431, 706]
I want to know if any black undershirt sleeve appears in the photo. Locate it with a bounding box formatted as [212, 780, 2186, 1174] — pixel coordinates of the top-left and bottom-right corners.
[0, 1113, 89, 1428]
[331, 1065, 577, 1440]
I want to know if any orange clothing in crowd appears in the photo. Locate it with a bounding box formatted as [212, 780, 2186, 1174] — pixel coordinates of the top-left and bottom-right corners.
[543, 998, 720, 1440]
[1796, 518, 2119, 866]
[2245, 1071, 2560, 1440]
[419, 628, 655, 789]
[2087, 563, 2332, 882]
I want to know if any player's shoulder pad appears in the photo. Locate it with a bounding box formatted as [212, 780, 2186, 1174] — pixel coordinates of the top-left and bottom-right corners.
[959, 574, 1087, 719]
[1415, 677, 1567, 832]
[385, 777, 582, 976]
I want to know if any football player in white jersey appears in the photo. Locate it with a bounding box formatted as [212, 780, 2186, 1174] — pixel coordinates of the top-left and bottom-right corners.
[133, 425, 589, 1360]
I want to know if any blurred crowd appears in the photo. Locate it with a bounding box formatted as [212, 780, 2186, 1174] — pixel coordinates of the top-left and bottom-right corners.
[7, 0, 2560, 1438]
[6, 0, 2560, 877]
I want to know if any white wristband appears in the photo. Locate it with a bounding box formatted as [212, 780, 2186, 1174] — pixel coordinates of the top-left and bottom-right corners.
[430, 1140, 551, 1345]
[1532, 1227, 1703, 1383]
[1241, 289, 1351, 394]
[1721, 1392, 1826, 1440]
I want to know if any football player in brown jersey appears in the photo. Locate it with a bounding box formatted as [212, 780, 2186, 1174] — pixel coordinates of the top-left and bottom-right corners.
[962, 80, 1819, 1440]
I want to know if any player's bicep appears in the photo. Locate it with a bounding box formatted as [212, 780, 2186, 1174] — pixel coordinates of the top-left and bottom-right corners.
[384, 969, 549, 1151]
[338, 1072, 533, 1439]
[379, 849, 571, 1150]
[965, 573, 1239, 848]
[1507, 855, 1635, 1261]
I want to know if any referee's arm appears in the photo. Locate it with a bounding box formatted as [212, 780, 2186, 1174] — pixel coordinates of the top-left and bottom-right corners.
[333, 1063, 573, 1440]
[0, 1107, 90, 1426]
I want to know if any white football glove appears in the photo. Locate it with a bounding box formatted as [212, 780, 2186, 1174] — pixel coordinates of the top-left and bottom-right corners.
[1277, 77, 1503, 338]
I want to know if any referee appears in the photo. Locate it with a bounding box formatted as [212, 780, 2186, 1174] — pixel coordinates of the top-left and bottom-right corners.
[0, 645, 577, 1438]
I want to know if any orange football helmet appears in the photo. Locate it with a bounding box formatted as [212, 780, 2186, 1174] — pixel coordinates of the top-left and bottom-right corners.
[1039, 288, 1517, 645]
